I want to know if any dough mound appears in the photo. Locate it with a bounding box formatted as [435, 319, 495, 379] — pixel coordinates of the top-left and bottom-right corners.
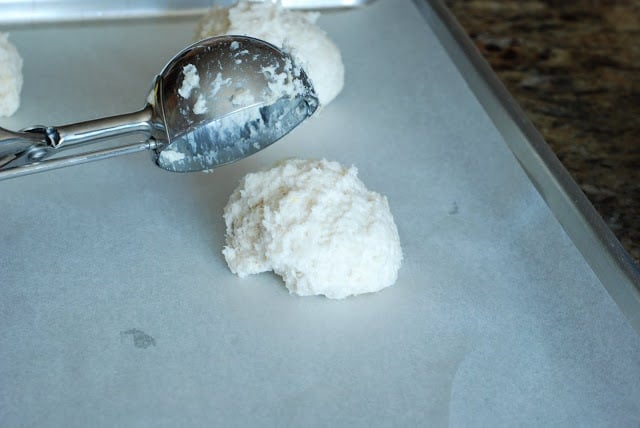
[0, 33, 23, 117]
[196, 1, 344, 107]
[222, 159, 403, 299]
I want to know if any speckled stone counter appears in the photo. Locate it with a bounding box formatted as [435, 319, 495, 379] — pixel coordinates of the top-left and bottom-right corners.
[444, 0, 640, 264]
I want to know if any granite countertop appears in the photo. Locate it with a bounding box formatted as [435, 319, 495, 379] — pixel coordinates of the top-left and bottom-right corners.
[444, 0, 640, 265]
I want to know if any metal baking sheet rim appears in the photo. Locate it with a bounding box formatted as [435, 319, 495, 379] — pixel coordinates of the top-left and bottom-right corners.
[419, 0, 640, 334]
[0, 0, 377, 26]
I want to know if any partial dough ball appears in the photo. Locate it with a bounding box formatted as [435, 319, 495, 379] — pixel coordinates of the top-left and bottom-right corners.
[223, 159, 403, 299]
[0, 33, 23, 117]
[196, 1, 344, 107]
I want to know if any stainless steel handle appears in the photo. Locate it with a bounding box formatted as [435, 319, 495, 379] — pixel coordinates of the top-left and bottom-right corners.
[0, 106, 156, 180]
[0, 140, 157, 181]
[0, 127, 47, 162]
[48, 106, 153, 149]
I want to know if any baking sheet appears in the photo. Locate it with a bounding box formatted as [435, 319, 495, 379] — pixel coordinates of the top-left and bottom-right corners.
[1, 0, 639, 425]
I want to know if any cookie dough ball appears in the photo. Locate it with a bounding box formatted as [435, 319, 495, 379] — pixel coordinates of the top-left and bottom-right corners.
[222, 159, 403, 299]
[196, 1, 344, 107]
[0, 33, 23, 117]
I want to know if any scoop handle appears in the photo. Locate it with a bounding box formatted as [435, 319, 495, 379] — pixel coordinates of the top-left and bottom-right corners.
[0, 106, 155, 181]
[44, 106, 153, 149]
[0, 127, 47, 160]
[0, 140, 157, 180]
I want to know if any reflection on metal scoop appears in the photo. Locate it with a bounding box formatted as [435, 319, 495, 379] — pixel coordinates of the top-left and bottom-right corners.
[0, 35, 318, 180]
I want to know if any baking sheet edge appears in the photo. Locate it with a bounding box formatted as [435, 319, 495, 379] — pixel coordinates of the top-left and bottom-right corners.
[418, 0, 640, 334]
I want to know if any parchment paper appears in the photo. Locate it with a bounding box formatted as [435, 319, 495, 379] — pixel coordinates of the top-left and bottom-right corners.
[1, 1, 639, 426]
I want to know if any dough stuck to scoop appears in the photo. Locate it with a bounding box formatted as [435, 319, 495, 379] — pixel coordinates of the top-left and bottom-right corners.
[222, 159, 403, 299]
[0, 33, 23, 117]
[196, 1, 344, 107]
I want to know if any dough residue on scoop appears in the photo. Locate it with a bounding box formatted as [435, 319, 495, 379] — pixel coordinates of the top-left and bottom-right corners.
[0, 33, 23, 117]
[195, 1, 344, 107]
[222, 159, 403, 299]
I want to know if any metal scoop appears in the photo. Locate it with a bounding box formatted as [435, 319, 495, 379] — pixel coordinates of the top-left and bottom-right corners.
[0, 35, 318, 180]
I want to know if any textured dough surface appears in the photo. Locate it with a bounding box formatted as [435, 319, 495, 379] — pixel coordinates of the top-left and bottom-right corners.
[222, 159, 403, 299]
[0, 33, 23, 117]
[196, 1, 344, 107]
